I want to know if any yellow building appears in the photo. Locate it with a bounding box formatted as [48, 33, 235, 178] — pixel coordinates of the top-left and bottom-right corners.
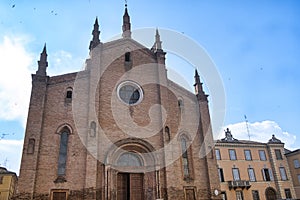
[0, 167, 17, 200]
[215, 129, 295, 200]
[285, 149, 300, 199]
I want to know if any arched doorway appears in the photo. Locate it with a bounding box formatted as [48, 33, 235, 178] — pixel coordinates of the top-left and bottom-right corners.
[105, 138, 157, 200]
[265, 187, 277, 200]
[116, 152, 144, 200]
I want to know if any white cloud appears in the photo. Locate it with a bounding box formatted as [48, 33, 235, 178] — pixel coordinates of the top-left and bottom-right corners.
[0, 139, 23, 175]
[0, 36, 83, 174]
[219, 120, 297, 150]
[48, 50, 85, 76]
[0, 35, 83, 127]
[0, 36, 34, 127]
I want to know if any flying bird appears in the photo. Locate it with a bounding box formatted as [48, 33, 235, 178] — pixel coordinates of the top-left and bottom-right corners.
[0, 133, 9, 139]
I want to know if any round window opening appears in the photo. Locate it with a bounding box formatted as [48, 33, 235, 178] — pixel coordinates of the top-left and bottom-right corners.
[117, 81, 143, 105]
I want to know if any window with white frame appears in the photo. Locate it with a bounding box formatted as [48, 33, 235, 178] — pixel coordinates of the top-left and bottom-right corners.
[275, 149, 283, 160]
[262, 168, 273, 181]
[229, 149, 237, 160]
[294, 159, 300, 168]
[221, 192, 227, 200]
[232, 168, 240, 181]
[244, 150, 252, 160]
[279, 167, 287, 181]
[215, 149, 221, 160]
[248, 168, 256, 182]
[285, 189, 292, 199]
[218, 168, 225, 182]
[259, 150, 267, 161]
[236, 191, 243, 200]
[252, 190, 260, 200]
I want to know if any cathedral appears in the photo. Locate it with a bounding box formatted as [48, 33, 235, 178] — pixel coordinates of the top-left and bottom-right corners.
[16, 5, 221, 200]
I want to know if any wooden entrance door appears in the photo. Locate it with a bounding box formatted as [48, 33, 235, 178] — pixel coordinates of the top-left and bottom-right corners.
[117, 173, 129, 200]
[130, 173, 143, 200]
[117, 173, 143, 200]
[265, 187, 276, 200]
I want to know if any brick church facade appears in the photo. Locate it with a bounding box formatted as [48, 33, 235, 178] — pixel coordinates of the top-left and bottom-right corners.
[16, 5, 221, 200]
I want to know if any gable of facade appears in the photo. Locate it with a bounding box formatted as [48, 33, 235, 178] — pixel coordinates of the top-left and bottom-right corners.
[16, 4, 221, 200]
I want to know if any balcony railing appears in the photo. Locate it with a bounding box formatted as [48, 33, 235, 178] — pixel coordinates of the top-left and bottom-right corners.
[228, 180, 251, 190]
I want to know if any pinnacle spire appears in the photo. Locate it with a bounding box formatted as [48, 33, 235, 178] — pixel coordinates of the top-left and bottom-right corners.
[89, 17, 101, 50]
[194, 69, 200, 83]
[42, 44, 46, 55]
[194, 69, 208, 101]
[36, 43, 48, 76]
[151, 28, 166, 64]
[155, 28, 162, 50]
[122, 3, 131, 38]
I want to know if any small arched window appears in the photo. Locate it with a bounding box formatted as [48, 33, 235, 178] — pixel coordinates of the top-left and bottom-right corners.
[90, 121, 96, 137]
[125, 52, 131, 62]
[57, 130, 69, 176]
[65, 87, 73, 103]
[165, 126, 170, 142]
[66, 91, 72, 99]
[178, 99, 184, 112]
[124, 52, 132, 71]
[27, 138, 35, 154]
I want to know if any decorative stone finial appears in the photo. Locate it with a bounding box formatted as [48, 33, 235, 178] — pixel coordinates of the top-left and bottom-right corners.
[36, 44, 48, 76]
[89, 17, 101, 50]
[268, 134, 282, 144]
[155, 28, 162, 50]
[221, 128, 238, 142]
[193, 69, 208, 101]
[122, 4, 131, 38]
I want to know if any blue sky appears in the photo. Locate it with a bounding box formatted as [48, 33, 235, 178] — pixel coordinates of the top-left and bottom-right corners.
[0, 1, 299, 173]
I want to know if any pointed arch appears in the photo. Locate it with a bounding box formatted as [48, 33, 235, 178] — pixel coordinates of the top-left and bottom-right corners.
[27, 138, 35, 154]
[55, 123, 73, 135]
[66, 87, 73, 99]
[55, 124, 72, 182]
[90, 121, 96, 137]
[178, 132, 193, 180]
[165, 126, 170, 142]
[178, 98, 184, 110]
[105, 138, 156, 173]
[178, 132, 192, 142]
[125, 52, 131, 62]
